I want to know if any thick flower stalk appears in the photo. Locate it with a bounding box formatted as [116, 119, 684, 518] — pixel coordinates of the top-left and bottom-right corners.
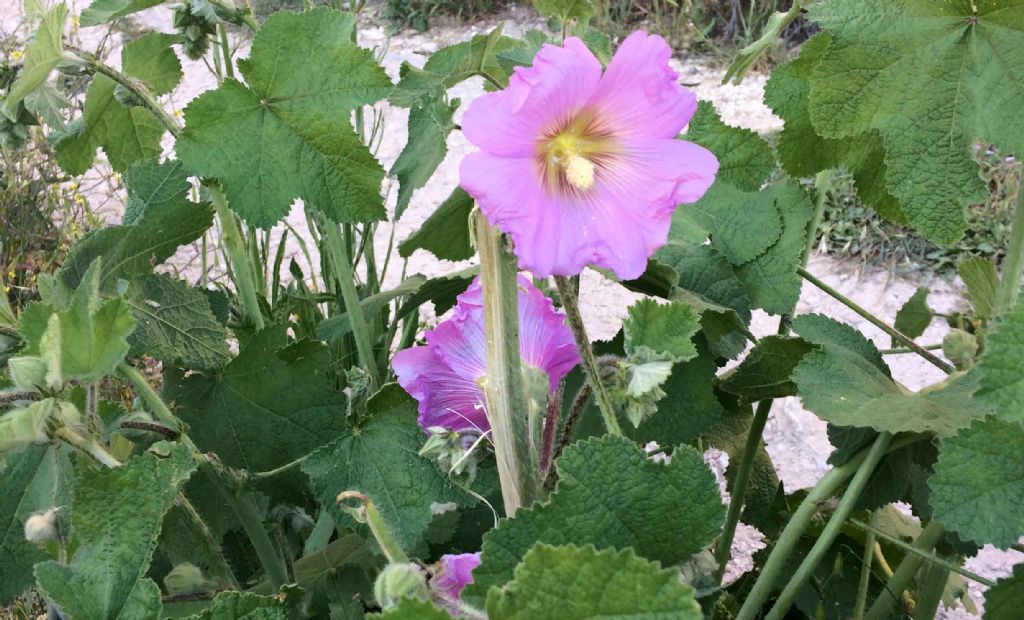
[393, 276, 579, 435]
[460, 32, 719, 280]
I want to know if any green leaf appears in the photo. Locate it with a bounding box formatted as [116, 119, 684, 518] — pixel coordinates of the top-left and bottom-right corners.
[35, 445, 197, 620]
[3, 3, 67, 118]
[764, 32, 905, 224]
[685, 100, 775, 192]
[806, 0, 1024, 243]
[793, 345, 986, 436]
[487, 544, 700, 619]
[126, 274, 230, 371]
[623, 299, 700, 362]
[57, 192, 213, 292]
[395, 270, 474, 320]
[318, 276, 426, 342]
[24, 82, 69, 130]
[973, 302, 1024, 424]
[892, 287, 932, 345]
[80, 0, 163, 26]
[123, 157, 191, 225]
[122, 32, 183, 96]
[958, 257, 998, 321]
[734, 181, 816, 315]
[705, 407, 781, 534]
[391, 94, 458, 218]
[985, 564, 1024, 620]
[681, 183, 782, 265]
[0, 444, 72, 606]
[302, 385, 472, 553]
[720, 335, 814, 404]
[463, 436, 724, 604]
[397, 188, 474, 262]
[531, 0, 595, 22]
[184, 591, 290, 619]
[55, 75, 165, 175]
[791, 312, 890, 375]
[167, 326, 346, 492]
[930, 416, 1024, 549]
[371, 597, 451, 619]
[177, 9, 392, 228]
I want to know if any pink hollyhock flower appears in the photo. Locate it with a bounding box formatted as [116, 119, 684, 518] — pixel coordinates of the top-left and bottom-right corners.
[393, 276, 579, 434]
[432, 552, 481, 600]
[460, 32, 719, 280]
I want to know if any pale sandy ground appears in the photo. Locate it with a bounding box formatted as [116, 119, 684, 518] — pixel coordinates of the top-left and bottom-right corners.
[4, 1, 1021, 614]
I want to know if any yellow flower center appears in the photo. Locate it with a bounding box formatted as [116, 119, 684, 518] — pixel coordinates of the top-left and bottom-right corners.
[545, 133, 597, 191]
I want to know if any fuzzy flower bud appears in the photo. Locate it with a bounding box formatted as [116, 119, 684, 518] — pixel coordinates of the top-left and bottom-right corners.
[374, 562, 429, 609]
[24, 508, 60, 543]
[164, 563, 210, 595]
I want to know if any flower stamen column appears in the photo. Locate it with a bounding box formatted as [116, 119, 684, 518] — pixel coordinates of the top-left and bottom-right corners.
[475, 212, 541, 515]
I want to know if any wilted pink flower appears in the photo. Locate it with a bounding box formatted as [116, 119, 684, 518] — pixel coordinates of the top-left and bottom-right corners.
[393, 276, 579, 434]
[431, 552, 481, 601]
[460, 32, 718, 280]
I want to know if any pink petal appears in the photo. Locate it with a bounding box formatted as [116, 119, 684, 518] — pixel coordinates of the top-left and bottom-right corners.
[461, 37, 602, 158]
[392, 346, 489, 433]
[589, 31, 697, 140]
[612, 137, 719, 205]
[433, 552, 481, 600]
[516, 277, 580, 389]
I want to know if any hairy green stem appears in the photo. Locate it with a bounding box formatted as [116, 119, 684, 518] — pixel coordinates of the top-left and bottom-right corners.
[996, 185, 1024, 315]
[219, 485, 289, 589]
[54, 427, 121, 468]
[553, 276, 622, 437]
[319, 216, 380, 388]
[865, 521, 947, 620]
[218, 25, 235, 80]
[714, 170, 833, 584]
[914, 559, 951, 619]
[337, 491, 408, 564]
[117, 362, 200, 452]
[475, 213, 541, 514]
[853, 512, 879, 620]
[211, 187, 266, 331]
[764, 433, 892, 620]
[78, 53, 180, 135]
[734, 433, 922, 620]
[798, 268, 955, 374]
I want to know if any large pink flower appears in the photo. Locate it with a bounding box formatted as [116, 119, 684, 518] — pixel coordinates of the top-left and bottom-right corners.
[460, 32, 719, 280]
[392, 276, 579, 434]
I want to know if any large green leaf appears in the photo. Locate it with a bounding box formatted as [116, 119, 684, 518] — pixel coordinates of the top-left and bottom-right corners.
[958, 257, 998, 322]
[0, 444, 72, 606]
[177, 9, 392, 228]
[622, 299, 700, 362]
[684, 100, 775, 192]
[531, 0, 595, 22]
[398, 188, 475, 262]
[487, 544, 701, 619]
[391, 94, 458, 218]
[734, 181, 815, 315]
[80, 0, 163, 25]
[55, 75, 165, 175]
[929, 416, 1024, 549]
[705, 407, 781, 533]
[57, 192, 213, 292]
[183, 591, 291, 619]
[764, 32, 905, 223]
[720, 335, 813, 404]
[123, 157, 191, 225]
[463, 436, 724, 604]
[986, 564, 1024, 620]
[892, 287, 932, 345]
[973, 302, 1024, 424]
[35, 445, 197, 620]
[806, 0, 1024, 243]
[122, 32, 183, 96]
[680, 183, 782, 265]
[167, 327, 346, 486]
[126, 274, 230, 371]
[302, 385, 472, 553]
[3, 3, 67, 118]
[790, 313, 890, 375]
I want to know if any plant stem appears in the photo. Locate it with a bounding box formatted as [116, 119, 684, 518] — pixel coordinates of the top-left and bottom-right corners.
[996, 184, 1024, 315]
[219, 484, 289, 589]
[853, 512, 878, 620]
[318, 216, 380, 389]
[177, 493, 238, 588]
[54, 427, 122, 468]
[914, 559, 951, 619]
[211, 187, 265, 331]
[553, 276, 622, 437]
[849, 518, 994, 587]
[798, 267, 955, 374]
[865, 521, 947, 620]
[80, 53, 180, 135]
[764, 433, 892, 620]
[734, 433, 922, 620]
[475, 213, 541, 514]
[880, 344, 943, 355]
[713, 170, 834, 584]
[217, 25, 235, 80]
[336, 491, 408, 564]
[117, 362, 198, 449]
[538, 380, 564, 478]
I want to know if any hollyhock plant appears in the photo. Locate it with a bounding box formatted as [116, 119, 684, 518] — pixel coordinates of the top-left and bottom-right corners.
[431, 552, 482, 601]
[459, 32, 719, 280]
[393, 276, 579, 434]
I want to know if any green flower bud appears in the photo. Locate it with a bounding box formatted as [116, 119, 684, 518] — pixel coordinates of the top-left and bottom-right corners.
[374, 562, 429, 609]
[943, 329, 979, 370]
[164, 562, 210, 595]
